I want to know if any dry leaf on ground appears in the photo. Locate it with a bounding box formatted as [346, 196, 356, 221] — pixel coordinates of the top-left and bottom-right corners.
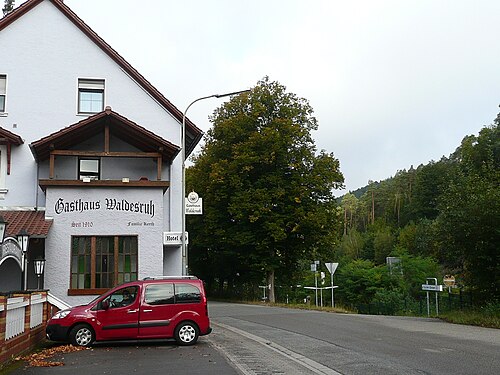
[21, 344, 87, 367]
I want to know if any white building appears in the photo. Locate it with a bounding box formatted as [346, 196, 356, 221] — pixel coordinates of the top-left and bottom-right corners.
[0, 0, 202, 306]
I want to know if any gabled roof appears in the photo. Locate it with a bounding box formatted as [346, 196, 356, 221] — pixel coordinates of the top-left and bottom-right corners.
[30, 107, 180, 161]
[0, 0, 203, 156]
[0, 127, 23, 145]
[0, 210, 52, 238]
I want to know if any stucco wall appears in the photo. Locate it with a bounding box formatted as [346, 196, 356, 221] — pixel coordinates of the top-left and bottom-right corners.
[45, 187, 165, 306]
[0, 0, 182, 232]
[0, 0, 186, 304]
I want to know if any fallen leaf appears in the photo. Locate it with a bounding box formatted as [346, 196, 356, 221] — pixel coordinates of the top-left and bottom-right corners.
[22, 344, 88, 367]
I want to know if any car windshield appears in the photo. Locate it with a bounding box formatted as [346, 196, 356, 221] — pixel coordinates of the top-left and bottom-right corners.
[87, 295, 103, 306]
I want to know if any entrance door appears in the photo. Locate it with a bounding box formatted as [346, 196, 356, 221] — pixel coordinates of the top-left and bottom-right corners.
[0, 258, 22, 292]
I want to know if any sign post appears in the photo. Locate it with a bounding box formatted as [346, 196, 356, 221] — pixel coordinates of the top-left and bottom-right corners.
[325, 262, 339, 307]
[422, 278, 443, 316]
[443, 275, 456, 293]
[259, 285, 268, 301]
[314, 261, 320, 306]
[309, 261, 321, 306]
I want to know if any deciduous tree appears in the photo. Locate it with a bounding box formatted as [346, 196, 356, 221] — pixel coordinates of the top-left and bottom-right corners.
[187, 78, 344, 301]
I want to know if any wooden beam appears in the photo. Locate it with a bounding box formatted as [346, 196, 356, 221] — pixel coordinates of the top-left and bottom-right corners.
[104, 123, 110, 153]
[91, 237, 96, 289]
[6, 143, 11, 175]
[157, 156, 162, 180]
[50, 150, 162, 158]
[39, 179, 170, 191]
[49, 154, 55, 179]
[114, 236, 119, 286]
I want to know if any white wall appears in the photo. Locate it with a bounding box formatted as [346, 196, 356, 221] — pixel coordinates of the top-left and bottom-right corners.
[45, 186, 164, 305]
[0, 0, 186, 303]
[0, 0, 182, 232]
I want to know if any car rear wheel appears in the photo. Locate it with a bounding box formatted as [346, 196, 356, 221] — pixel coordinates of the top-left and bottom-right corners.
[69, 324, 95, 347]
[174, 321, 199, 346]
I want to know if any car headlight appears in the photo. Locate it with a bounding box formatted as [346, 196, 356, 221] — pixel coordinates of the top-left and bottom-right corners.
[52, 310, 71, 319]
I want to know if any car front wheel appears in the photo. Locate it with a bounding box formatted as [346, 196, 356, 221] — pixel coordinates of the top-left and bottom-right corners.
[174, 321, 199, 346]
[69, 324, 95, 347]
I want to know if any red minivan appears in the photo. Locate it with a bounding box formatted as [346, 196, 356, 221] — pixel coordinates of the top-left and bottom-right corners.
[46, 276, 211, 346]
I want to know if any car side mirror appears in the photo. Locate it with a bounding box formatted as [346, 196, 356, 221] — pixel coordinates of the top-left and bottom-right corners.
[101, 300, 110, 310]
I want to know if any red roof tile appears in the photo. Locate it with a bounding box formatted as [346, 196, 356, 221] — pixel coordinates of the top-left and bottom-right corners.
[0, 211, 52, 237]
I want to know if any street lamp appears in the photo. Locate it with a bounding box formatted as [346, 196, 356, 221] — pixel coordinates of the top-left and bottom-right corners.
[17, 229, 29, 290]
[33, 258, 46, 290]
[181, 89, 250, 275]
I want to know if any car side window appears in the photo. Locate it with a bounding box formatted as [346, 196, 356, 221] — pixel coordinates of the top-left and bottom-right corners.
[145, 283, 175, 305]
[175, 283, 201, 304]
[104, 286, 138, 309]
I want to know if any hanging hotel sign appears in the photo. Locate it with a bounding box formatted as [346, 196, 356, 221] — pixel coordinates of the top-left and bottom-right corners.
[54, 198, 156, 218]
[185, 191, 202, 215]
[163, 232, 188, 246]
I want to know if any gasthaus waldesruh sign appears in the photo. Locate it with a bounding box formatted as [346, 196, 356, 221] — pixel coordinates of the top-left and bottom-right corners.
[185, 191, 202, 215]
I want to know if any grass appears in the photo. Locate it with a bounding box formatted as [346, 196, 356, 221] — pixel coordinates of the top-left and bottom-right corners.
[265, 301, 355, 314]
[439, 310, 500, 329]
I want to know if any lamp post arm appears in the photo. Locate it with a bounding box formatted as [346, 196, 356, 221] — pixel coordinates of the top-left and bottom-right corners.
[180, 89, 250, 275]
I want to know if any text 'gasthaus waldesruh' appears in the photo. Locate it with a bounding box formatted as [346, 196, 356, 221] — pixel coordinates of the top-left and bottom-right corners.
[54, 198, 155, 218]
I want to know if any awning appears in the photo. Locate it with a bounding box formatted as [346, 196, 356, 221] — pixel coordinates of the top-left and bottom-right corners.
[0, 211, 53, 238]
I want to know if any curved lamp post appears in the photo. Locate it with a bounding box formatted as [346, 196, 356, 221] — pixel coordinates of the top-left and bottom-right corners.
[181, 89, 250, 275]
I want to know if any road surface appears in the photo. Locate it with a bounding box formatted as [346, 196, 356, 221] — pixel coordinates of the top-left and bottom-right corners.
[208, 301, 500, 375]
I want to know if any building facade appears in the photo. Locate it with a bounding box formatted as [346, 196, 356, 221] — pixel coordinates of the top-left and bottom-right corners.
[0, 0, 202, 306]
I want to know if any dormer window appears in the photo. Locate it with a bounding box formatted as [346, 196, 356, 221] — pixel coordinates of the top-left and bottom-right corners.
[78, 78, 104, 114]
[79, 158, 100, 180]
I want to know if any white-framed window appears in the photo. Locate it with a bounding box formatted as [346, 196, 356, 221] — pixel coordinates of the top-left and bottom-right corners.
[0, 145, 8, 199]
[78, 78, 104, 114]
[79, 158, 100, 180]
[0, 74, 7, 114]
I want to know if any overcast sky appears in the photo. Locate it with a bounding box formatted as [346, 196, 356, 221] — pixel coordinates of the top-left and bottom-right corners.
[21, 0, 500, 192]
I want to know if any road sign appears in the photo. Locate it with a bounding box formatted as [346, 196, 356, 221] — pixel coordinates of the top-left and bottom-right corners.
[325, 262, 339, 274]
[443, 275, 455, 287]
[422, 284, 443, 292]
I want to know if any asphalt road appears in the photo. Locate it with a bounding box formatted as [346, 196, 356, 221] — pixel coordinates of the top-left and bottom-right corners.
[5, 339, 238, 375]
[5, 302, 499, 375]
[209, 302, 500, 375]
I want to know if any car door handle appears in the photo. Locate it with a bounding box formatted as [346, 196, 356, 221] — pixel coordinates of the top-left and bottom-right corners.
[143, 309, 153, 312]
[127, 309, 138, 313]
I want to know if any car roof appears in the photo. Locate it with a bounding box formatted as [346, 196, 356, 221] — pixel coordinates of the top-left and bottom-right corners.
[117, 276, 202, 288]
